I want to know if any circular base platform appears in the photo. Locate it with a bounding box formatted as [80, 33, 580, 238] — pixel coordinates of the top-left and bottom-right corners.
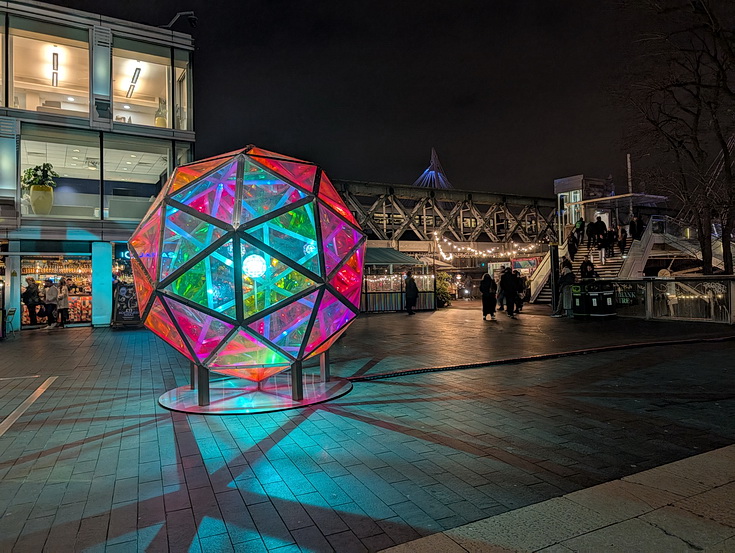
[158, 374, 353, 414]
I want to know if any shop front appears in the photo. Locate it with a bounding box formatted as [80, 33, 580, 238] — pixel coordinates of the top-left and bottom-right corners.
[19, 256, 92, 326]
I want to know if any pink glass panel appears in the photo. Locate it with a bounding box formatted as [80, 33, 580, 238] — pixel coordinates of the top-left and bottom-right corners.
[129, 206, 162, 281]
[247, 147, 306, 162]
[165, 297, 234, 362]
[210, 329, 290, 381]
[304, 291, 356, 355]
[172, 161, 238, 226]
[329, 245, 365, 308]
[169, 157, 231, 194]
[209, 365, 290, 382]
[320, 204, 363, 275]
[240, 158, 307, 225]
[251, 157, 317, 193]
[317, 173, 358, 226]
[247, 290, 319, 357]
[145, 297, 192, 360]
[130, 256, 154, 312]
[305, 326, 349, 360]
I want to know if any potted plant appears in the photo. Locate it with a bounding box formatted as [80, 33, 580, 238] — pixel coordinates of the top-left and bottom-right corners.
[21, 163, 59, 215]
[435, 271, 453, 308]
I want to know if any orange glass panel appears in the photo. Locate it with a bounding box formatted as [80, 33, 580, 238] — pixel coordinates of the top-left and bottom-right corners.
[130, 256, 154, 312]
[247, 147, 306, 162]
[169, 157, 231, 194]
[317, 173, 358, 226]
[144, 297, 192, 360]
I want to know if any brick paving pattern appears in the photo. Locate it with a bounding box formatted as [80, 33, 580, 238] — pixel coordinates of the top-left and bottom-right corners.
[0, 303, 733, 551]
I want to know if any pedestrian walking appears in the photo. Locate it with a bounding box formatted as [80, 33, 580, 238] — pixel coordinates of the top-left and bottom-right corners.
[551, 267, 576, 317]
[586, 218, 597, 248]
[499, 267, 520, 318]
[567, 231, 578, 261]
[617, 225, 628, 255]
[42, 279, 58, 329]
[21, 277, 42, 326]
[405, 271, 419, 315]
[496, 267, 506, 311]
[574, 217, 585, 244]
[479, 273, 497, 320]
[513, 270, 526, 313]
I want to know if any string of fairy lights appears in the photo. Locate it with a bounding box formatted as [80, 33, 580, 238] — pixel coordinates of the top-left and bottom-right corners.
[432, 232, 542, 261]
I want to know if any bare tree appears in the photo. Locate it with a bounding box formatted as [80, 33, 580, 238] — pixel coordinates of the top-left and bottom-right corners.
[622, 0, 735, 274]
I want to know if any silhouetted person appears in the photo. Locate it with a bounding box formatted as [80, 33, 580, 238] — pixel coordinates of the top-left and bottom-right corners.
[405, 271, 419, 315]
[500, 268, 520, 318]
[479, 273, 497, 320]
[580, 256, 595, 279]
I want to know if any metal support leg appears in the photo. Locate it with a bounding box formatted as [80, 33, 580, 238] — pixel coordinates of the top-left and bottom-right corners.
[197, 365, 210, 406]
[320, 351, 330, 382]
[291, 360, 303, 401]
[190, 362, 197, 390]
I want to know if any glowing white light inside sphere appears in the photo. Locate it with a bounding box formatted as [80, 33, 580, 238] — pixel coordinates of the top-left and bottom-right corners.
[243, 254, 267, 278]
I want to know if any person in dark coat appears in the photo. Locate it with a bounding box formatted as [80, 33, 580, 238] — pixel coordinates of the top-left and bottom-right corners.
[21, 277, 41, 326]
[499, 268, 520, 318]
[513, 270, 526, 312]
[594, 217, 607, 246]
[479, 273, 497, 320]
[567, 231, 578, 261]
[579, 255, 595, 279]
[586, 218, 597, 248]
[560, 255, 573, 272]
[617, 225, 628, 255]
[405, 271, 419, 315]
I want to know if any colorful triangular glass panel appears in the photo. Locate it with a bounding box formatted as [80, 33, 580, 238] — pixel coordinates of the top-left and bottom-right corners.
[164, 297, 234, 363]
[169, 157, 231, 194]
[304, 291, 356, 355]
[320, 204, 363, 275]
[239, 158, 308, 225]
[129, 206, 162, 281]
[250, 157, 317, 193]
[247, 147, 306, 162]
[209, 328, 291, 380]
[171, 161, 238, 226]
[131, 256, 154, 313]
[247, 290, 319, 358]
[329, 243, 365, 308]
[160, 205, 228, 281]
[144, 297, 192, 360]
[239, 240, 317, 319]
[305, 326, 349, 360]
[165, 240, 237, 320]
[317, 173, 358, 226]
[244, 203, 320, 276]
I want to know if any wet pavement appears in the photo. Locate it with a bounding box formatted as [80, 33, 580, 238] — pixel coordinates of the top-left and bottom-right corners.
[0, 302, 733, 552]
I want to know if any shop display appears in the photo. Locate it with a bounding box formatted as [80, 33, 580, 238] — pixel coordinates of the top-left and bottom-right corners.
[129, 146, 366, 382]
[19, 258, 92, 325]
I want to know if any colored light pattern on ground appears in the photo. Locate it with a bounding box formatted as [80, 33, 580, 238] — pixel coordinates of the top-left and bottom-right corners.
[129, 146, 366, 381]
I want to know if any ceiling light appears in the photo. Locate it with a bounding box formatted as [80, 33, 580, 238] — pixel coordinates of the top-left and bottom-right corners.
[126, 161, 132, 165]
[122, 168, 128, 171]
[131, 67, 141, 84]
[130, 154, 137, 158]
[72, 157, 79, 160]
[123, 105, 130, 110]
[126, 85, 135, 98]
[67, 97, 74, 102]
[87, 166, 97, 171]
[52, 51, 59, 71]
[70, 163, 77, 166]
[73, 149, 80, 152]
[52, 72, 58, 87]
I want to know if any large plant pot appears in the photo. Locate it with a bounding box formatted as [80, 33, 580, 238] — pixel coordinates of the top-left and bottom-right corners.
[29, 185, 54, 215]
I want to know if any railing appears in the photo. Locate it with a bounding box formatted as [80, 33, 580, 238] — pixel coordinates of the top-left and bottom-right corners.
[610, 276, 735, 324]
[618, 216, 660, 278]
[529, 241, 568, 302]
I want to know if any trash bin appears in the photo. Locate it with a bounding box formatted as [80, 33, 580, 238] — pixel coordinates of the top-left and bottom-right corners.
[571, 283, 591, 317]
[586, 280, 616, 317]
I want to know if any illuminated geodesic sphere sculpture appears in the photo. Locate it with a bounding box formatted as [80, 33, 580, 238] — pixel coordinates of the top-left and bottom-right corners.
[128, 146, 366, 382]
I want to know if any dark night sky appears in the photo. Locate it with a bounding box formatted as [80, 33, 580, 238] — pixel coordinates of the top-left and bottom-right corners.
[50, 0, 637, 198]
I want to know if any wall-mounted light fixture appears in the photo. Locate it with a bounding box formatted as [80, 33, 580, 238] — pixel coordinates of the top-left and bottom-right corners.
[51, 47, 59, 86]
[126, 64, 142, 98]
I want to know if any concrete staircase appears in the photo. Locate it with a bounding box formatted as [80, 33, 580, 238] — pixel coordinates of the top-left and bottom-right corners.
[569, 243, 625, 279]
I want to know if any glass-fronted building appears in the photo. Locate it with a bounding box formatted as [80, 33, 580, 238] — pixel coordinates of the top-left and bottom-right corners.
[0, 1, 195, 330]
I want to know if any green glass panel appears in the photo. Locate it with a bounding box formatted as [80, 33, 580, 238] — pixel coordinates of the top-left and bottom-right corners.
[244, 203, 320, 276]
[165, 240, 236, 319]
[240, 157, 308, 225]
[161, 205, 227, 280]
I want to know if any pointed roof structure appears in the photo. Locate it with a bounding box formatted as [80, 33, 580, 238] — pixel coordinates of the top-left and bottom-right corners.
[412, 148, 453, 189]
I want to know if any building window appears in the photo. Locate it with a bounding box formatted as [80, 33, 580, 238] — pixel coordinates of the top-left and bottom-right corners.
[8, 17, 90, 116]
[174, 49, 192, 130]
[103, 134, 171, 221]
[21, 124, 100, 220]
[112, 38, 171, 128]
